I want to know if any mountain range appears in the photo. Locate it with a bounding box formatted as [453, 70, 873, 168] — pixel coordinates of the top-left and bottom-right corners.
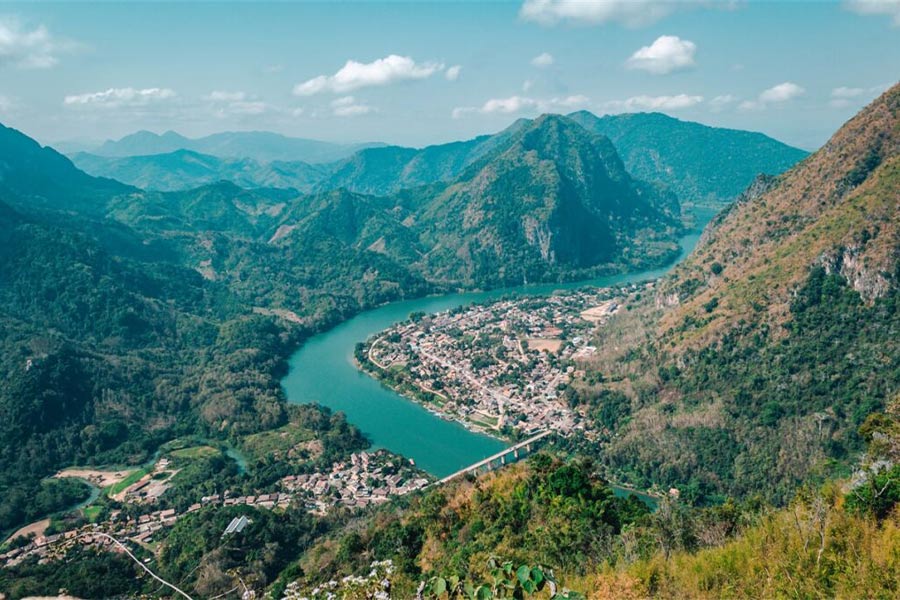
[70, 149, 327, 193]
[68, 112, 806, 205]
[82, 129, 384, 163]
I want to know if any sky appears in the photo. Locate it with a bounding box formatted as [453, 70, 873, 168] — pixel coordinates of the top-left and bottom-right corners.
[0, 1, 898, 151]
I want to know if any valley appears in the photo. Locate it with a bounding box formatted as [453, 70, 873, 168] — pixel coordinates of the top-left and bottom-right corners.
[0, 58, 896, 597]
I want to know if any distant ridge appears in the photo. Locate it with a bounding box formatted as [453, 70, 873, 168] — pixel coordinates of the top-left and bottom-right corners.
[91, 130, 385, 163]
[568, 111, 808, 205]
[70, 149, 326, 192]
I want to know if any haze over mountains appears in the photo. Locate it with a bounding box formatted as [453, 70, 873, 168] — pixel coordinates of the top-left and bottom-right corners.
[68, 111, 806, 205]
[82, 129, 384, 163]
[70, 150, 328, 193]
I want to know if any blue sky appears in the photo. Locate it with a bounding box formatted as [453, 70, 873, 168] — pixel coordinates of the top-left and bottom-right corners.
[0, 1, 898, 150]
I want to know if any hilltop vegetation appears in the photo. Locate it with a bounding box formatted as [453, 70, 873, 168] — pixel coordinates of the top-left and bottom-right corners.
[281, 403, 899, 598]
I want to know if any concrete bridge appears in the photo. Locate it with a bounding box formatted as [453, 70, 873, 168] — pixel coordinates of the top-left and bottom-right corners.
[436, 430, 555, 485]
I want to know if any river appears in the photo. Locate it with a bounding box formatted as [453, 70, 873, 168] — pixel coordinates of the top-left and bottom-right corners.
[282, 207, 718, 478]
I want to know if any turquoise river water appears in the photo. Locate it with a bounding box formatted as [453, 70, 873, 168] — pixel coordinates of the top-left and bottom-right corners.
[282, 208, 718, 478]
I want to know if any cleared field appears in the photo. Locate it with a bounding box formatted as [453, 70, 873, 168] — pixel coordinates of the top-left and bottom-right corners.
[526, 338, 563, 352]
[54, 468, 135, 488]
[580, 300, 619, 323]
[241, 423, 316, 461]
[5, 518, 50, 543]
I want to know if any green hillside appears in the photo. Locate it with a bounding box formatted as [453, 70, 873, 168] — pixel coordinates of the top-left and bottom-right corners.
[568, 111, 809, 205]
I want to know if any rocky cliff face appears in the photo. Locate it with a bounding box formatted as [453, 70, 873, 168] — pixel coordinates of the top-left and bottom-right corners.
[658, 82, 899, 346]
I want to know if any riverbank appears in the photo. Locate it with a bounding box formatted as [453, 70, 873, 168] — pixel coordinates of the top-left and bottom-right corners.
[282, 207, 720, 478]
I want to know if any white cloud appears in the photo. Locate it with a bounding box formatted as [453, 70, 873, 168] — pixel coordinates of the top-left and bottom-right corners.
[759, 82, 804, 103]
[739, 82, 804, 110]
[452, 94, 591, 118]
[224, 101, 268, 116]
[551, 94, 591, 108]
[531, 52, 554, 67]
[482, 95, 540, 114]
[331, 95, 374, 117]
[520, 0, 680, 27]
[207, 90, 247, 102]
[709, 94, 737, 111]
[445, 65, 462, 81]
[845, 0, 900, 26]
[829, 84, 890, 108]
[0, 94, 11, 112]
[63, 87, 177, 108]
[0, 17, 69, 69]
[604, 93, 704, 112]
[832, 86, 865, 99]
[206, 91, 270, 117]
[293, 54, 443, 96]
[626, 35, 696, 74]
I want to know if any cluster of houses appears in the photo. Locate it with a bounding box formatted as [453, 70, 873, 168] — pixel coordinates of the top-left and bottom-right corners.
[280, 451, 430, 514]
[2, 451, 431, 569]
[367, 287, 634, 437]
[117, 458, 176, 504]
[0, 507, 179, 567]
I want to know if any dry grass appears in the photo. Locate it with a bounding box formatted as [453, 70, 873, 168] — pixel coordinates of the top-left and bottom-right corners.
[526, 338, 563, 353]
[658, 83, 899, 352]
[588, 496, 900, 599]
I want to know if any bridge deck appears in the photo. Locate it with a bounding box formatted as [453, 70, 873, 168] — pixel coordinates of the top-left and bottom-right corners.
[436, 430, 553, 485]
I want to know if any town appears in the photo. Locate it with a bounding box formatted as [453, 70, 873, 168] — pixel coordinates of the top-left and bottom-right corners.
[1, 450, 430, 569]
[361, 284, 648, 438]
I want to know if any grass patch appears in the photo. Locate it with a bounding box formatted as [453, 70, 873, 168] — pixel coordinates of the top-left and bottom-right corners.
[83, 505, 103, 523]
[169, 445, 220, 460]
[107, 468, 148, 496]
[241, 424, 315, 462]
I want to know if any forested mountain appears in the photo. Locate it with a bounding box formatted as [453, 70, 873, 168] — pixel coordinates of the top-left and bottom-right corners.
[568, 110, 809, 205]
[70, 149, 327, 192]
[0, 124, 130, 213]
[409, 114, 681, 285]
[91, 129, 383, 163]
[258, 114, 682, 288]
[77, 113, 806, 205]
[570, 83, 900, 503]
